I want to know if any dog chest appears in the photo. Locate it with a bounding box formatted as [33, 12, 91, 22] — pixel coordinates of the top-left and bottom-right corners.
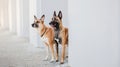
[55, 37, 62, 44]
[41, 36, 48, 43]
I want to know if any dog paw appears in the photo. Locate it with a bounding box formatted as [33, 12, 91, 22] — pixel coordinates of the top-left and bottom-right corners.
[66, 56, 68, 58]
[56, 60, 59, 62]
[43, 59, 48, 61]
[60, 62, 64, 64]
[60, 59, 64, 64]
[43, 56, 49, 61]
[50, 59, 55, 63]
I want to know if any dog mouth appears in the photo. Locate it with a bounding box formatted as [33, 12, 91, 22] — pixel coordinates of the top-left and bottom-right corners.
[50, 24, 57, 29]
[49, 22, 55, 26]
[49, 20, 60, 30]
[49, 22, 59, 30]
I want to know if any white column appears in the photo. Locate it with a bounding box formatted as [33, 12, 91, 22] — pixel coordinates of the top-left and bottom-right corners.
[22, 0, 29, 38]
[8, 0, 12, 31]
[0, 1, 2, 27]
[16, 0, 21, 36]
[29, 0, 40, 47]
[3, 0, 9, 29]
[36, 0, 44, 48]
[8, 0, 17, 33]
[0, 0, 4, 28]
[0, 0, 9, 29]
[16, 0, 30, 38]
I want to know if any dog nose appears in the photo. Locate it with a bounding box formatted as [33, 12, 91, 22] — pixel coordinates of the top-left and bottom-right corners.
[49, 22, 51, 25]
[31, 24, 34, 27]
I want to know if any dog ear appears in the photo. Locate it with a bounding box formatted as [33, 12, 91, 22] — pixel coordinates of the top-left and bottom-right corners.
[34, 15, 37, 20]
[53, 11, 56, 17]
[58, 11, 62, 19]
[41, 14, 45, 21]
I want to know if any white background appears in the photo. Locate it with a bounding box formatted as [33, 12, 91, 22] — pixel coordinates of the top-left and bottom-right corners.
[0, 0, 120, 67]
[69, 0, 120, 67]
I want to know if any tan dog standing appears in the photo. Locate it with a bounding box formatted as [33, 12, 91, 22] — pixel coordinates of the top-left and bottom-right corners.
[49, 11, 68, 64]
[32, 15, 58, 62]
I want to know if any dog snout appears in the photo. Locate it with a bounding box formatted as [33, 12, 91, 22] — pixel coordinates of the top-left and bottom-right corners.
[49, 22, 53, 25]
[49, 22, 51, 25]
[31, 23, 38, 28]
[32, 23, 34, 27]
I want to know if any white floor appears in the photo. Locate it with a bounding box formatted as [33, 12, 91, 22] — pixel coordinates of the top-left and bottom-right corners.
[0, 28, 69, 67]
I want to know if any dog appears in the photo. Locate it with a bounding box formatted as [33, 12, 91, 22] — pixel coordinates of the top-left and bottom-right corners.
[31, 15, 59, 62]
[49, 11, 68, 64]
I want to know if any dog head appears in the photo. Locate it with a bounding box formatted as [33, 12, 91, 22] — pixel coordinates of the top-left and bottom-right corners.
[49, 11, 62, 30]
[32, 15, 45, 29]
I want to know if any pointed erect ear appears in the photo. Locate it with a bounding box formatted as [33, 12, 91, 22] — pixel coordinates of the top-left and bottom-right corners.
[58, 11, 62, 19]
[34, 15, 37, 20]
[41, 14, 45, 21]
[53, 11, 56, 17]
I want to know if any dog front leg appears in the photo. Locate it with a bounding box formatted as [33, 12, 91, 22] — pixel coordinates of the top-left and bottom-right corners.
[60, 33, 66, 64]
[44, 46, 50, 61]
[43, 43, 50, 61]
[60, 44, 66, 64]
[49, 44, 55, 62]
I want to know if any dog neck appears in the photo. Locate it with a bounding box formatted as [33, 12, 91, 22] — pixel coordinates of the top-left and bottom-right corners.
[37, 24, 47, 37]
[59, 21, 63, 30]
[41, 27, 47, 37]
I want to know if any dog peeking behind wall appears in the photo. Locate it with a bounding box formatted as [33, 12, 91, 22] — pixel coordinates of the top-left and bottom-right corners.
[32, 11, 68, 64]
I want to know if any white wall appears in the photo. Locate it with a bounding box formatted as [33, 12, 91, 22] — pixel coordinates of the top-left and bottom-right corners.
[69, 0, 120, 67]
[36, 0, 42, 17]
[119, 0, 120, 66]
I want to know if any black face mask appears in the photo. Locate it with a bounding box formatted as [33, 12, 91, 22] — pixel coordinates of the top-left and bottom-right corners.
[49, 21, 60, 30]
[31, 23, 39, 28]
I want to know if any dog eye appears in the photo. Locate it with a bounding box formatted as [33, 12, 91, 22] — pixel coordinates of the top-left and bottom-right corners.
[52, 18, 54, 20]
[56, 18, 59, 20]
